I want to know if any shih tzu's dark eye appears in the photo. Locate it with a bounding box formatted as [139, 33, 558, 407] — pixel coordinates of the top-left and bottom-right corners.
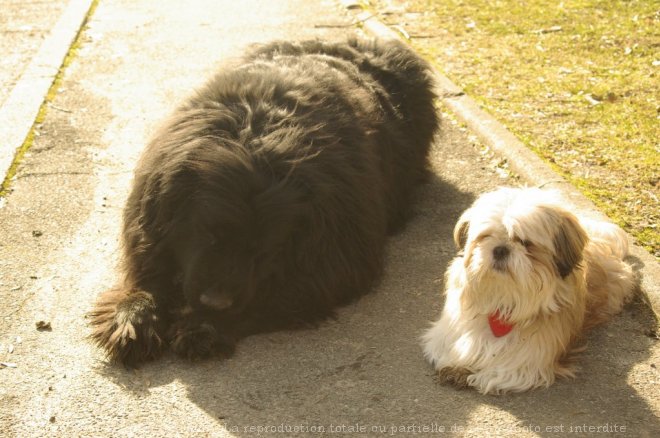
[514, 236, 533, 249]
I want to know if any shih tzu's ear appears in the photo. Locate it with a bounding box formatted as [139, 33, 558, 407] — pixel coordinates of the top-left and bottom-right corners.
[549, 207, 589, 277]
[453, 209, 472, 250]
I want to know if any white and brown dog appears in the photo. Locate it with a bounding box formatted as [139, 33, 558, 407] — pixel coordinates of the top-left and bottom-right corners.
[423, 187, 635, 394]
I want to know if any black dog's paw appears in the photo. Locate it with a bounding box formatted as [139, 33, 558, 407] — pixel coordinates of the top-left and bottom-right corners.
[168, 318, 235, 361]
[437, 366, 472, 389]
[89, 289, 164, 367]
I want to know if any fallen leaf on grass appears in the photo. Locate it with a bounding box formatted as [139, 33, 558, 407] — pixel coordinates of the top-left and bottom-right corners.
[584, 92, 617, 105]
[0, 362, 17, 368]
[36, 320, 52, 331]
[532, 25, 562, 34]
[585, 94, 602, 105]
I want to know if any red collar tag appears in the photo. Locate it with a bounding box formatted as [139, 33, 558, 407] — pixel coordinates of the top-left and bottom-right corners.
[488, 310, 514, 337]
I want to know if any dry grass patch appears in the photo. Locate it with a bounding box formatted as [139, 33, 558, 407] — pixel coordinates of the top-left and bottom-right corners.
[376, 0, 659, 257]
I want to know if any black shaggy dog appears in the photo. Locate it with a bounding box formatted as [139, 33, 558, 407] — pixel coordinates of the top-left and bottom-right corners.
[90, 38, 439, 366]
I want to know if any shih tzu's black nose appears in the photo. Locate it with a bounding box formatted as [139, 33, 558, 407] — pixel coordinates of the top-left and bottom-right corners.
[493, 245, 510, 260]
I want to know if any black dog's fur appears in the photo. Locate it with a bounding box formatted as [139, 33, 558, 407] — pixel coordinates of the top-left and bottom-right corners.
[90, 38, 439, 366]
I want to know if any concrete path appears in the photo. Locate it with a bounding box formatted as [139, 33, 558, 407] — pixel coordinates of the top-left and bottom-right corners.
[0, 0, 70, 106]
[0, 0, 93, 194]
[0, 0, 658, 436]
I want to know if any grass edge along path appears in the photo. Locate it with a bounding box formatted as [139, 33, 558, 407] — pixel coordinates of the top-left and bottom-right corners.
[0, 0, 100, 198]
[375, 0, 659, 258]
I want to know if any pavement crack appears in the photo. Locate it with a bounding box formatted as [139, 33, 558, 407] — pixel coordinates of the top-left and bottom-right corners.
[16, 171, 92, 179]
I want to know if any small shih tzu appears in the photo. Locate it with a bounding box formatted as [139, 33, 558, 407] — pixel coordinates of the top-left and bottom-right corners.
[423, 187, 635, 394]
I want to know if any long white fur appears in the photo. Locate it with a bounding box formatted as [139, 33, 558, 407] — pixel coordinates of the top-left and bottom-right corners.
[423, 187, 635, 394]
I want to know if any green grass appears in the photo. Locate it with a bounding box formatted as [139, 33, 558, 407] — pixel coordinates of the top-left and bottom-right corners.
[385, 0, 659, 257]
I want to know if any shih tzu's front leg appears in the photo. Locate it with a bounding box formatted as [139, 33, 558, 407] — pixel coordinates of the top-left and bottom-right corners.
[437, 366, 473, 389]
[465, 360, 560, 394]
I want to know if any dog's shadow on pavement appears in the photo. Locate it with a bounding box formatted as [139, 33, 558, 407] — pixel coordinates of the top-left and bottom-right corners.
[175, 172, 657, 436]
[175, 173, 477, 433]
[94, 149, 659, 436]
[94, 171, 477, 432]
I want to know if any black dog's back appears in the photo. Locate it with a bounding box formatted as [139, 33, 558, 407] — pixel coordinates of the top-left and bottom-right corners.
[246, 38, 438, 144]
[196, 38, 439, 231]
[90, 38, 439, 366]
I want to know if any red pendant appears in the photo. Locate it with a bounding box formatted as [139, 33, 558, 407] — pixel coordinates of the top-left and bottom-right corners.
[488, 310, 514, 337]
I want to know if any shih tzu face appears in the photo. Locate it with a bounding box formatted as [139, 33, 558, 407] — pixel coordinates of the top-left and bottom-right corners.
[423, 187, 634, 394]
[452, 187, 588, 323]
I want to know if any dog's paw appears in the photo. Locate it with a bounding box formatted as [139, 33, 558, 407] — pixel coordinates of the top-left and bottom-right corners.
[168, 318, 235, 361]
[437, 366, 472, 389]
[89, 289, 164, 367]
